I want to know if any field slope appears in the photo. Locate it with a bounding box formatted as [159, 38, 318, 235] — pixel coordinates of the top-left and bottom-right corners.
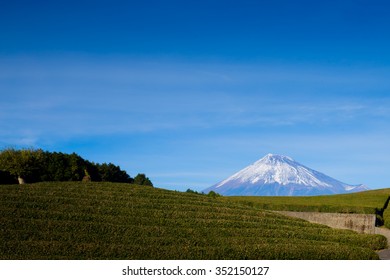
[224, 188, 390, 221]
[0, 182, 387, 259]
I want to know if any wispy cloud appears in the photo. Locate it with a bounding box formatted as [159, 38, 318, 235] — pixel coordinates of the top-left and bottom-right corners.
[1, 55, 390, 190]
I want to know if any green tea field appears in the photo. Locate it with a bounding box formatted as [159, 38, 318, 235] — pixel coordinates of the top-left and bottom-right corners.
[0, 182, 387, 260]
[224, 188, 390, 227]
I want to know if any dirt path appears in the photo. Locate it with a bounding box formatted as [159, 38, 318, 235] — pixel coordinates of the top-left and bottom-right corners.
[378, 249, 390, 260]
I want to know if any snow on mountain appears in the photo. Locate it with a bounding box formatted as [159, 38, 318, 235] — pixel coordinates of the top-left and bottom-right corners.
[204, 154, 369, 196]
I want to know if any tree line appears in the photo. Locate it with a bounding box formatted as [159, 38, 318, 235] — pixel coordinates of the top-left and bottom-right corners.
[186, 188, 221, 198]
[0, 148, 153, 186]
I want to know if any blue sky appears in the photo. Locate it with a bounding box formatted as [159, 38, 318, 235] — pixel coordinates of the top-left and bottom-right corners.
[1, 0, 390, 191]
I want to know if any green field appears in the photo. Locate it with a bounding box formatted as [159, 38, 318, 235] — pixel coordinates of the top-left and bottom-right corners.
[223, 189, 390, 226]
[0, 182, 387, 260]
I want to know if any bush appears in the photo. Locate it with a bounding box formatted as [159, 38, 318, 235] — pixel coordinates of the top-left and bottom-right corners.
[207, 191, 221, 198]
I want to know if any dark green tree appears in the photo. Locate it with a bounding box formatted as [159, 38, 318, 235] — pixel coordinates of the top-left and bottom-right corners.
[134, 173, 153, 187]
[96, 163, 133, 183]
[68, 153, 86, 181]
[0, 148, 44, 184]
[84, 161, 101, 182]
[207, 191, 221, 198]
[186, 189, 202, 195]
[39, 152, 86, 182]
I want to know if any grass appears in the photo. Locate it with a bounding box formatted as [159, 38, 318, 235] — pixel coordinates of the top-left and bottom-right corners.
[223, 188, 390, 214]
[0, 182, 387, 260]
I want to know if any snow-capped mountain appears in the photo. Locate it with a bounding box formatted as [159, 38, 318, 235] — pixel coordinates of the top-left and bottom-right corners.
[204, 154, 369, 196]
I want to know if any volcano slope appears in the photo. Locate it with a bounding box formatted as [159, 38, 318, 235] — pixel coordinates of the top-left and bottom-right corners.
[0, 182, 386, 259]
[204, 154, 368, 196]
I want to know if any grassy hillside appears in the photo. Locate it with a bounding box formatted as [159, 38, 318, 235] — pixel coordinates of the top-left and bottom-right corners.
[224, 189, 390, 214]
[0, 182, 387, 260]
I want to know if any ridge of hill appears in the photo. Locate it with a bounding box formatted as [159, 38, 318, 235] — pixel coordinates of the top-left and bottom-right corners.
[0, 182, 387, 260]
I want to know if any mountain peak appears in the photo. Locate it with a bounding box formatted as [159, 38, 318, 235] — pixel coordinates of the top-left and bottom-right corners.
[259, 153, 294, 163]
[204, 153, 369, 196]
